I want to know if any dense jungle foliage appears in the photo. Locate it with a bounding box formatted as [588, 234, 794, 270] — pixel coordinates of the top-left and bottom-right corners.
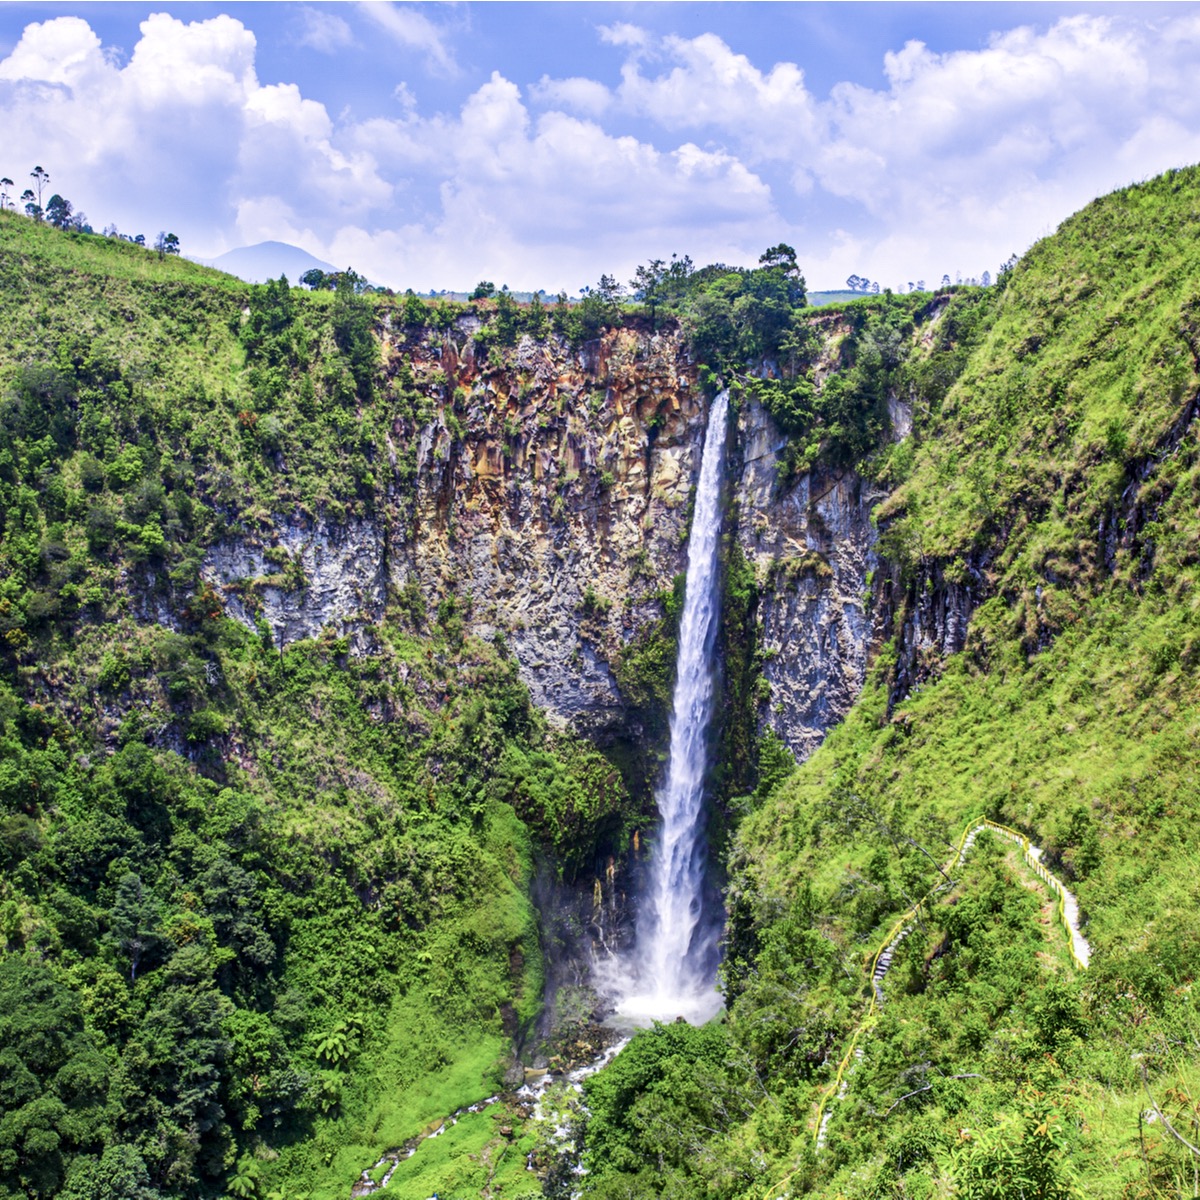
[0, 213, 640, 1200]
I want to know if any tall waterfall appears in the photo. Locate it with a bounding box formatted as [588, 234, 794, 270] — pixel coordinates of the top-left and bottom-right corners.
[616, 390, 729, 1025]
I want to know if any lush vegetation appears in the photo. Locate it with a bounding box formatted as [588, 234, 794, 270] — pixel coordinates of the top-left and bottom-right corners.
[5, 158, 1200, 1200]
[0, 210, 641, 1199]
[569, 166, 1200, 1200]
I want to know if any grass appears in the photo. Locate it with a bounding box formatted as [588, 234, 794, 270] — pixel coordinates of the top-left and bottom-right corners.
[571, 165, 1200, 1200]
[718, 166, 1200, 1200]
[377, 1107, 540, 1199]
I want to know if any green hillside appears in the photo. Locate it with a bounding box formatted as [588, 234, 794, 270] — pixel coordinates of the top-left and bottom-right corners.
[580, 169, 1200, 1199]
[0, 213, 631, 1200]
[2, 161, 1200, 1200]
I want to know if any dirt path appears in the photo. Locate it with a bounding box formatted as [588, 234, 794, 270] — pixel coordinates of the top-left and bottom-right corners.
[813, 817, 1091, 1153]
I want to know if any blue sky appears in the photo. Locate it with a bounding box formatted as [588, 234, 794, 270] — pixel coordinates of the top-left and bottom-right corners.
[2, 2, 1198, 292]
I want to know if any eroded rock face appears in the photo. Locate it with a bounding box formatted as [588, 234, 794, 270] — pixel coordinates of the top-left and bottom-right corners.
[887, 558, 976, 707]
[732, 397, 885, 762]
[202, 518, 386, 646]
[391, 325, 705, 736]
[203, 324, 704, 737]
[198, 322, 954, 760]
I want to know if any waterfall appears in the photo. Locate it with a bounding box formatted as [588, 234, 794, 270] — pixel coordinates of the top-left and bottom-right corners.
[615, 390, 729, 1025]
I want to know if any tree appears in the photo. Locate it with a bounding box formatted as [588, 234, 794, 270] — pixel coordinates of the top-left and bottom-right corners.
[21, 189, 40, 221]
[153, 231, 180, 258]
[0, 958, 109, 1198]
[470, 280, 496, 300]
[332, 272, 376, 399]
[45, 194, 73, 230]
[631, 258, 666, 327]
[29, 165, 49, 210]
[941, 274, 951, 288]
[871, 280, 880, 294]
[526, 289, 547, 337]
[981, 269, 991, 287]
[551, 291, 570, 335]
[757, 242, 806, 306]
[655, 252, 694, 309]
[299, 267, 327, 290]
[595, 273, 625, 305]
[109, 871, 162, 981]
[759, 243, 799, 274]
[59, 1146, 161, 1200]
[631, 258, 665, 301]
[0, 178, 12, 210]
[846, 274, 863, 292]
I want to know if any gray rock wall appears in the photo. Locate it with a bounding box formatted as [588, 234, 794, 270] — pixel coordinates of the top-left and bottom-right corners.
[731, 397, 885, 762]
[202, 518, 386, 645]
[202, 325, 704, 738]
[198, 326, 971, 763]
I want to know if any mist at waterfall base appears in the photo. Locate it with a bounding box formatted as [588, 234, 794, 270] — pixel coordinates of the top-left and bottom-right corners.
[602, 391, 730, 1027]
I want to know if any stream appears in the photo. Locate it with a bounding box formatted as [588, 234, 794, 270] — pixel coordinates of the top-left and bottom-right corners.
[350, 1035, 629, 1198]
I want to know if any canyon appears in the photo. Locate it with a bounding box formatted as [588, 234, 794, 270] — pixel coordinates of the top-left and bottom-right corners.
[200, 317, 921, 769]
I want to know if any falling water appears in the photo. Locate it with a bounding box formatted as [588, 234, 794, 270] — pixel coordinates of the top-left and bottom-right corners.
[616, 390, 729, 1025]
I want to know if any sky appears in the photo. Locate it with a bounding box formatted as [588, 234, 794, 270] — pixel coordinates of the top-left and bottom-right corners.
[2, 2, 1200, 293]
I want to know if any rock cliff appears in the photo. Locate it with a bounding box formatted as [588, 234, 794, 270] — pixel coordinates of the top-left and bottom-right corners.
[731, 397, 885, 761]
[200, 314, 967, 768]
[203, 322, 705, 739]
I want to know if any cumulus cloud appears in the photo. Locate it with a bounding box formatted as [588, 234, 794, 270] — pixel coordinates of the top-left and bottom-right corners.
[0, 14, 104, 86]
[0, 12, 785, 289]
[598, 23, 650, 51]
[806, 14, 1200, 282]
[529, 74, 612, 117]
[3, 10, 1199, 292]
[346, 72, 782, 290]
[536, 16, 1200, 286]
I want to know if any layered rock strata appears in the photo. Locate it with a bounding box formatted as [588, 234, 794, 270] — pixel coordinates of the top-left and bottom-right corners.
[204, 323, 705, 737]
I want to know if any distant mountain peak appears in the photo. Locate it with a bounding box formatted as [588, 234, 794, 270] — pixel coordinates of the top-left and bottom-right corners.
[209, 241, 336, 285]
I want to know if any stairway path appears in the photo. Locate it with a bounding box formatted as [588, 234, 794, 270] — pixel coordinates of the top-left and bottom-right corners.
[810, 817, 1091, 1157]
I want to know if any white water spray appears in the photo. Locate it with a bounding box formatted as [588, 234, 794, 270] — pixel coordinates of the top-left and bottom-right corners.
[616, 390, 729, 1025]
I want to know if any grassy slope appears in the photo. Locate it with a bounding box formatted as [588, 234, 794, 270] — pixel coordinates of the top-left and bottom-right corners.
[7, 165, 1200, 1197]
[569, 168, 1200, 1200]
[0, 215, 629, 1200]
[722, 167, 1200, 1198]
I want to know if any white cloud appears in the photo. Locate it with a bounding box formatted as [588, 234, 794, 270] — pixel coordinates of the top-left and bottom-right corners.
[0, 13, 393, 253]
[293, 7, 354, 54]
[617, 32, 822, 156]
[356, 2, 456, 76]
[3, 10, 1200, 293]
[529, 74, 612, 117]
[392, 81, 417, 113]
[536, 16, 1200, 287]
[803, 14, 1200, 283]
[598, 23, 650, 51]
[0, 15, 104, 86]
[345, 72, 782, 290]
